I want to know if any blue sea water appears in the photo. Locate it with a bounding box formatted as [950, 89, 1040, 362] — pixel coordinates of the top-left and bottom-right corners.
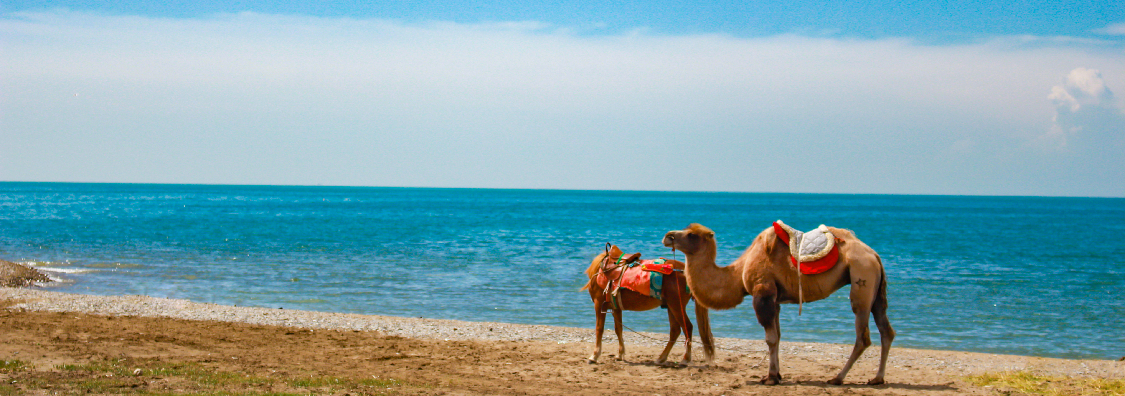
[1, 182, 1122, 360]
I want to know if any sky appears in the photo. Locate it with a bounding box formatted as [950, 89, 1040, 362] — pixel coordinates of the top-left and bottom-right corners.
[2, 1, 1124, 196]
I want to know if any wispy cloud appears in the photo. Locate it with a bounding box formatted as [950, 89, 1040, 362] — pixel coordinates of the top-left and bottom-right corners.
[1095, 22, 1125, 35]
[2, 11, 1124, 195]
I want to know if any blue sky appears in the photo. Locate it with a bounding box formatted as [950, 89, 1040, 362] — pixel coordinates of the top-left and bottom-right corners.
[5, 0, 1123, 40]
[2, 1, 1124, 196]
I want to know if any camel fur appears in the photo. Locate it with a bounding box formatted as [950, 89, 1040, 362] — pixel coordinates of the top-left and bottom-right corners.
[663, 223, 894, 385]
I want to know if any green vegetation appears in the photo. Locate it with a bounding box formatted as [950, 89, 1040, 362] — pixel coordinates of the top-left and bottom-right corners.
[968, 371, 1125, 396]
[1, 358, 406, 395]
[0, 359, 29, 372]
[289, 375, 400, 389]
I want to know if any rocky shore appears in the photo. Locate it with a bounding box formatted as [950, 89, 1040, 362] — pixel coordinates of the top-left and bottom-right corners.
[0, 259, 51, 287]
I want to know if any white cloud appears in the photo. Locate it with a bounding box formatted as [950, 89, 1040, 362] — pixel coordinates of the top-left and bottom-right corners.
[1043, 68, 1125, 150]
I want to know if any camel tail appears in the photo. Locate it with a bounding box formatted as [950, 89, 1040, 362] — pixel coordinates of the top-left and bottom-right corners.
[580, 252, 607, 291]
[872, 254, 888, 313]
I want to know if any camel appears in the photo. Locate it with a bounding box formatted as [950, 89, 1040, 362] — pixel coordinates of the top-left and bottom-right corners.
[663, 223, 894, 385]
[581, 244, 715, 366]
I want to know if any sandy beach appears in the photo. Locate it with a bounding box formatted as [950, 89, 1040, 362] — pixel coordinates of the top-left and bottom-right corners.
[2, 287, 1122, 395]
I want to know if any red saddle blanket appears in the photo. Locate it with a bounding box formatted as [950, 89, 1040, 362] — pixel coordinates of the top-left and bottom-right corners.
[773, 222, 840, 275]
[594, 259, 676, 299]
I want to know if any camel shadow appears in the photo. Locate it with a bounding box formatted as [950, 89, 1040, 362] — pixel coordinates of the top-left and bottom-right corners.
[621, 359, 692, 370]
[781, 379, 959, 392]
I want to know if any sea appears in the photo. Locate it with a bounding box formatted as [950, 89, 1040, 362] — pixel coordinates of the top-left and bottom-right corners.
[1, 182, 1122, 360]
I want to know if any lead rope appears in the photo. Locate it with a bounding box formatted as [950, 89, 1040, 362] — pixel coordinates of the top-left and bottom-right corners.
[797, 257, 804, 316]
[616, 323, 767, 367]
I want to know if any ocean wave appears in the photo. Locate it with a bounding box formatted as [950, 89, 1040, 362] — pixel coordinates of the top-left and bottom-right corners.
[34, 267, 95, 274]
[22, 262, 97, 275]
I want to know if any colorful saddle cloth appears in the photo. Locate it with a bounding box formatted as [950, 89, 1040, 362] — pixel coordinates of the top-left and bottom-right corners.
[595, 258, 684, 301]
[773, 220, 840, 275]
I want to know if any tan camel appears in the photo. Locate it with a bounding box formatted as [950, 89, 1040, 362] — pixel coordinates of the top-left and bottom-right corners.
[663, 223, 894, 385]
[581, 244, 715, 366]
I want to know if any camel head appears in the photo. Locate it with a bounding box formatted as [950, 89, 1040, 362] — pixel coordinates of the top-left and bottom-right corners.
[663, 223, 716, 255]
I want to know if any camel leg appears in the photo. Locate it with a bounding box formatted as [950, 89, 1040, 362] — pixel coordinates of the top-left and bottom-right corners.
[829, 280, 876, 385]
[753, 293, 782, 385]
[656, 280, 692, 366]
[656, 306, 681, 364]
[671, 278, 693, 366]
[612, 308, 625, 361]
[587, 303, 607, 363]
[695, 304, 715, 364]
[869, 272, 895, 385]
[678, 304, 694, 366]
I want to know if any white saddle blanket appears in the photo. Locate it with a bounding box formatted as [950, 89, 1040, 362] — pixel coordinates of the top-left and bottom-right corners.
[774, 220, 835, 263]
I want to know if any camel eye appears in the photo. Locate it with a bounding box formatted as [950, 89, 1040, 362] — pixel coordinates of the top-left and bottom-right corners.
[687, 233, 699, 241]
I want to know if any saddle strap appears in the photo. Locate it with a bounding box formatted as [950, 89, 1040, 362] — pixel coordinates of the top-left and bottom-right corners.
[775, 221, 807, 315]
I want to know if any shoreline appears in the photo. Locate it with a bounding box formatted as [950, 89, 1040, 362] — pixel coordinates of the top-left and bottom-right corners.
[3, 287, 1122, 381]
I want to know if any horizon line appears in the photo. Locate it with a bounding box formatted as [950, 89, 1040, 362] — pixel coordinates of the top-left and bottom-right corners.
[2, 180, 1122, 199]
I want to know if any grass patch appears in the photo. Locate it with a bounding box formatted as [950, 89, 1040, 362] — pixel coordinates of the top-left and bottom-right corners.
[0, 359, 29, 372]
[289, 375, 401, 388]
[57, 360, 274, 387]
[0, 383, 21, 396]
[11, 357, 406, 395]
[967, 371, 1125, 395]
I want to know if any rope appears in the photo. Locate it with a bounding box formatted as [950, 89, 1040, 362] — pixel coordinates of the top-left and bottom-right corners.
[617, 322, 768, 357]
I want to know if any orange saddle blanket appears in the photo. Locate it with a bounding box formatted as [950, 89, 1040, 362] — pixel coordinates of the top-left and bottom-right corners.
[594, 259, 679, 300]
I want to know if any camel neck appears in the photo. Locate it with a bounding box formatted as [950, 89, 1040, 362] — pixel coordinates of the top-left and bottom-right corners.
[683, 244, 746, 310]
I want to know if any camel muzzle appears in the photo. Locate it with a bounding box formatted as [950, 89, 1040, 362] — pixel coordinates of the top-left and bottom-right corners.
[662, 232, 676, 248]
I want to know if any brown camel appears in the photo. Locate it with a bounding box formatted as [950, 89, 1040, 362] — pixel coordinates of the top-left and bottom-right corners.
[663, 223, 894, 385]
[581, 244, 715, 366]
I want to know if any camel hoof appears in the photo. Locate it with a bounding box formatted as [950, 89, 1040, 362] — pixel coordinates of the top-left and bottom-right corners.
[867, 378, 885, 386]
[760, 375, 782, 385]
[827, 378, 844, 386]
[586, 358, 597, 364]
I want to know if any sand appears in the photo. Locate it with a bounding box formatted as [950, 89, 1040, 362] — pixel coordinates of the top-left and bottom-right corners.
[2, 287, 1122, 395]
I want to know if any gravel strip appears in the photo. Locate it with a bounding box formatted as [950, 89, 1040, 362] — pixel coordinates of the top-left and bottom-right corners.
[3, 287, 1122, 379]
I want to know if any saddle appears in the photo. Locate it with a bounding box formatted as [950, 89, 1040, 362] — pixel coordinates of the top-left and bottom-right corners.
[772, 220, 840, 275]
[601, 246, 684, 273]
[596, 244, 686, 308]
